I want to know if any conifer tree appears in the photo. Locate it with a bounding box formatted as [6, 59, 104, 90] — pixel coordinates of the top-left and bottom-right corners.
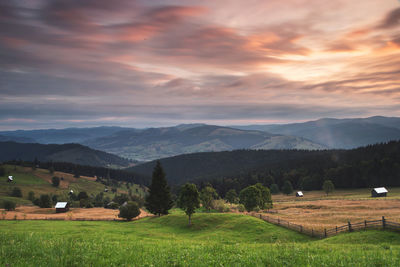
[145, 161, 173, 216]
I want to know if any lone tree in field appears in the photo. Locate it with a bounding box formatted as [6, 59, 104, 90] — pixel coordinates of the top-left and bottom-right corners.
[145, 161, 173, 216]
[119, 201, 141, 221]
[177, 183, 200, 226]
[270, 184, 280, 194]
[323, 180, 335, 196]
[255, 183, 273, 210]
[225, 189, 238, 203]
[200, 185, 218, 212]
[52, 176, 60, 187]
[282, 180, 293, 195]
[239, 185, 261, 212]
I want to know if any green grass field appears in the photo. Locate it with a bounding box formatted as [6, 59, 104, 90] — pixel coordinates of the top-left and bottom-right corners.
[0, 164, 145, 207]
[1, 212, 400, 266]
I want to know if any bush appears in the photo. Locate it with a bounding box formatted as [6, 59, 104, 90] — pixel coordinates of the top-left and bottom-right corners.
[211, 199, 229, 213]
[39, 194, 52, 208]
[270, 184, 280, 194]
[237, 204, 245, 212]
[11, 187, 22, 198]
[119, 201, 141, 221]
[77, 191, 88, 200]
[130, 195, 145, 208]
[52, 176, 60, 187]
[28, 191, 35, 201]
[4, 200, 16, 211]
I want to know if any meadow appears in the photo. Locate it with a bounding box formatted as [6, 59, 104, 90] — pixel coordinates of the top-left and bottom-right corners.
[1, 212, 400, 266]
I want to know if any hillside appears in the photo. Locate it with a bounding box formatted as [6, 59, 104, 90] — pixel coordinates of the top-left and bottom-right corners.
[0, 142, 132, 168]
[0, 164, 146, 208]
[129, 140, 400, 193]
[84, 125, 324, 161]
[1, 213, 399, 266]
[232, 116, 400, 149]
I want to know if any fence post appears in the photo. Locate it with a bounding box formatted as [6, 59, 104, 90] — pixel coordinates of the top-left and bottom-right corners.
[260, 214, 262, 219]
[336, 226, 338, 234]
[311, 229, 314, 237]
[300, 225, 303, 233]
[278, 218, 280, 225]
[348, 221, 352, 232]
[382, 216, 386, 229]
[364, 220, 367, 229]
[324, 228, 327, 238]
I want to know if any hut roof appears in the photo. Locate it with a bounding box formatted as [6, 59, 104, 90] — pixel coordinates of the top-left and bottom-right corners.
[296, 191, 303, 196]
[55, 202, 68, 209]
[8, 176, 13, 181]
[373, 187, 388, 194]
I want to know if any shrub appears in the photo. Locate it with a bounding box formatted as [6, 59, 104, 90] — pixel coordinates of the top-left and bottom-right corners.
[237, 204, 245, 212]
[282, 180, 294, 195]
[77, 191, 88, 200]
[11, 187, 22, 198]
[39, 194, 52, 208]
[28, 191, 35, 201]
[118, 201, 141, 221]
[225, 189, 238, 204]
[52, 176, 60, 187]
[4, 200, 16, 211]
[211, 199, 229, 213]
[130, 195, 145, 208]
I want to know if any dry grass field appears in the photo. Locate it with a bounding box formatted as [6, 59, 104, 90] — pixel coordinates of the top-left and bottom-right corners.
[261, 187, 400, 231]
[1, 206, 152, 221]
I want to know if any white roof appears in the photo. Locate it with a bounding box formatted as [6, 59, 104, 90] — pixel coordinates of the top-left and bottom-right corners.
[297, 191, 303, 196]
[373, 187, 388, 194]
[55, 202, 68, 208]
[8, 176, 13, 180]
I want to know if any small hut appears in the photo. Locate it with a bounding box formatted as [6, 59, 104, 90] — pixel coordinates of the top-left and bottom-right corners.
[371, 187, 388, 197]
[104, 188, 109, 192]
[69, 189, 74, 195]
[7, 176, 13, 182]
[55, 202, 69, 213]
[296, 191, 304, 197]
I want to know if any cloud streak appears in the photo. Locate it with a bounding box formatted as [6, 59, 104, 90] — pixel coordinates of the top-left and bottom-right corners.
[0, 0, 400, 129]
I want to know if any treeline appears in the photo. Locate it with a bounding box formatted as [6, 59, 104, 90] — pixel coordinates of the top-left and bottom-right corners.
[5, 160, 150, 185]
[203, 141, 400, 197]
[131, 141, 400, 197]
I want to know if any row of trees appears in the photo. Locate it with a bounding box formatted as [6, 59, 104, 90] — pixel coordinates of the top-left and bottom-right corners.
[137, 161, 274, 225]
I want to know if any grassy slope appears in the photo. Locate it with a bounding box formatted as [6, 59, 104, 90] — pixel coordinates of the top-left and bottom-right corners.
[0, 165, 145, 207]
[1, 213, 400, 266]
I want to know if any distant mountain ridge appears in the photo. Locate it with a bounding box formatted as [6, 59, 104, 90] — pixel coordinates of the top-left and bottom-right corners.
[231, 116, 400, 149]
[0, 142, 132, 168]
[83, 125, 325, 161]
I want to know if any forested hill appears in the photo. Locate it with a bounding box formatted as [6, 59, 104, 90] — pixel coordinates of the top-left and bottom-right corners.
[0, 142, 132, 168]
[129, 141, 400, 195]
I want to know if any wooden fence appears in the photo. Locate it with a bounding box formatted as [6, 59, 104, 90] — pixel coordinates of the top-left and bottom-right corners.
[251, 214, 400, 239]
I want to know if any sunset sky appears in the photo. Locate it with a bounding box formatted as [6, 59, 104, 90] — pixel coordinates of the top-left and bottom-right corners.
[1, 0, 400, 130]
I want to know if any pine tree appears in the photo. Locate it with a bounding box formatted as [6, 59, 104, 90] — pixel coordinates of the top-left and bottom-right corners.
[145, 161, 173, 216]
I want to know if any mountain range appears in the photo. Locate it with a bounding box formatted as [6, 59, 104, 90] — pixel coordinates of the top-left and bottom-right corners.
[1, 116, 400, 161]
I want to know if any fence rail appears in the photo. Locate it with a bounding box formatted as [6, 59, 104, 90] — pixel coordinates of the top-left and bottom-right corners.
[251, 214, 400, 239]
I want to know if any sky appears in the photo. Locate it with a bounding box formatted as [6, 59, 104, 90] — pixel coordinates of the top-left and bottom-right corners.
[1, 0, 400, 130]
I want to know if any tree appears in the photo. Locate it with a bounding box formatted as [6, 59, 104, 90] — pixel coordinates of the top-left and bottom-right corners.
[282, 180, 293, 195]
[225, 189, 238, 203]
[77, 191, 89, 200]
[145, 161, 173, 216]
[39, 194, 52, 208]
[323, 180, 335, 196]
[11, 187, 22, 198]
[118, 201, 141, 221]
[270, 184, 280, 194]
[177, 183, 200, 226]
[28, 191, 35, 201]
[255, 183, 272, 210]
[200, 186, 218, 212]
[52, 176, 60, 187]
[239, 185, 261, 212]
[4, 200, 16, 211]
